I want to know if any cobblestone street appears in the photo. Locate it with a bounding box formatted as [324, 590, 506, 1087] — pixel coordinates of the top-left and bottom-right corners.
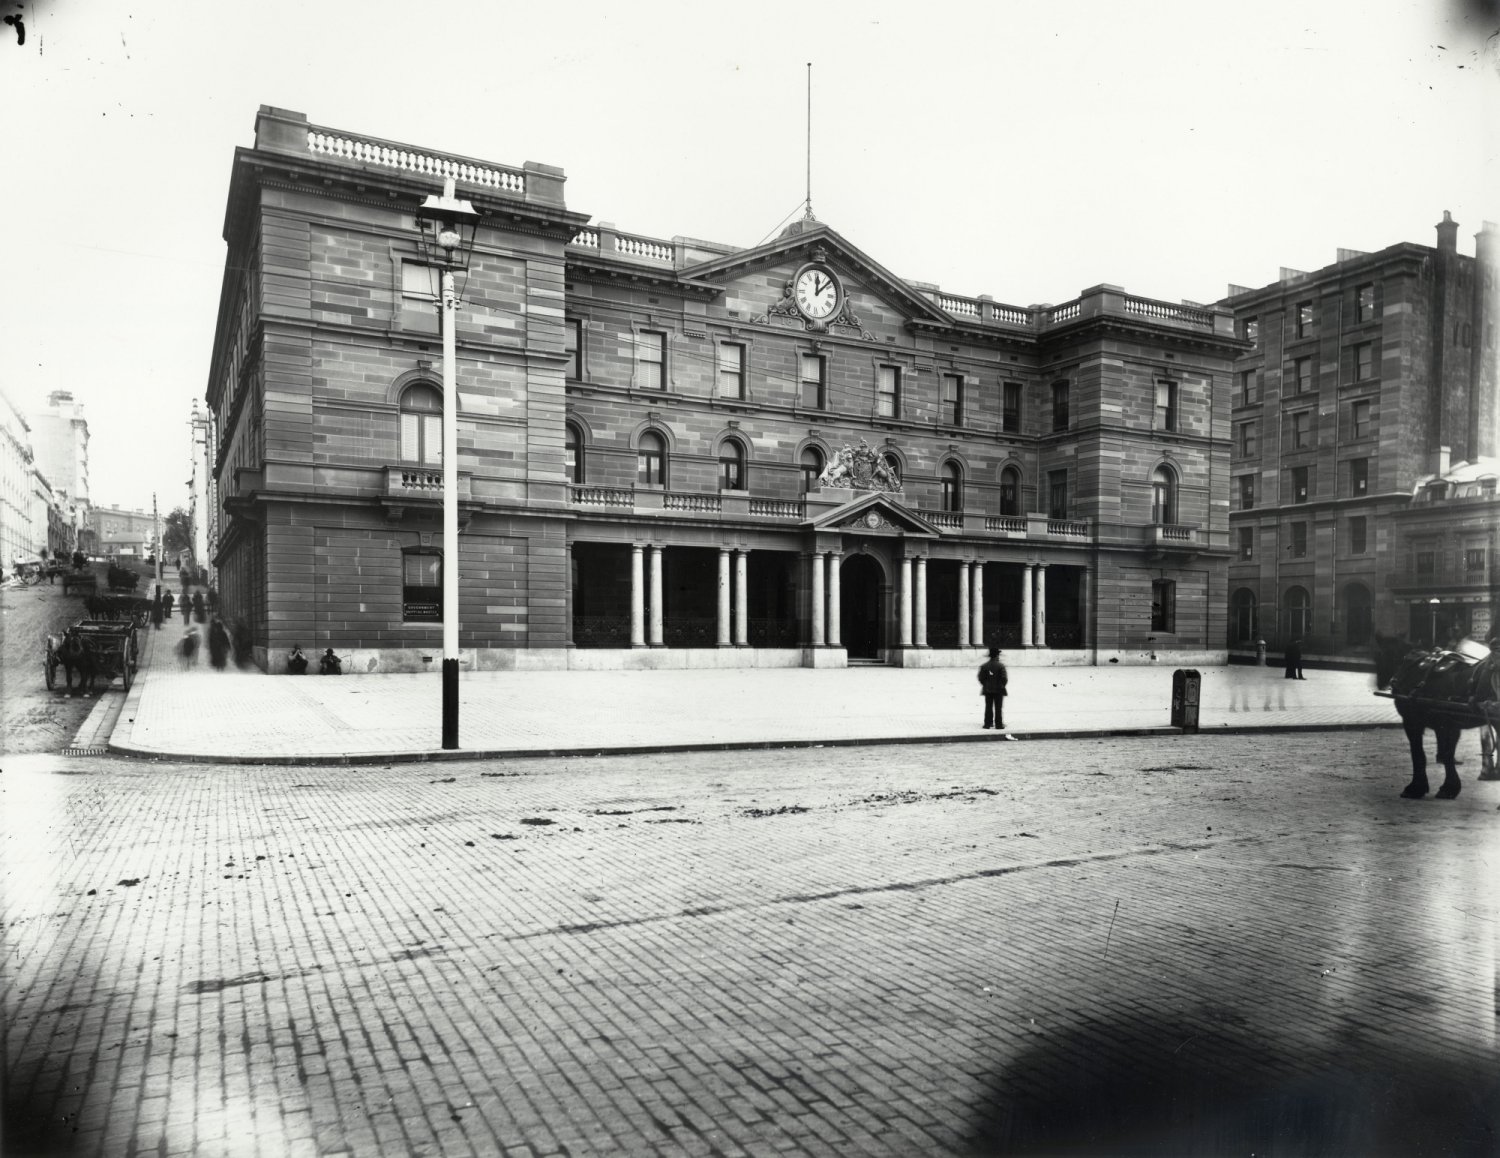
[4, 732, 1497, 1156]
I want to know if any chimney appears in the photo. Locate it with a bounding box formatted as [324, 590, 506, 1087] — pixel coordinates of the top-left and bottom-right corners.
[1436, 210, 1459, 254]
[1432, 445, 1451, 476]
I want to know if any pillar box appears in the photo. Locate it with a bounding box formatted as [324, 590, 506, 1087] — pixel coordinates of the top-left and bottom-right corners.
[1171, 669, 1201, 732]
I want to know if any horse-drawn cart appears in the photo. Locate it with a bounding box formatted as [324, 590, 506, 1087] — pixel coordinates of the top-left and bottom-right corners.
[45, 619, 139, 693]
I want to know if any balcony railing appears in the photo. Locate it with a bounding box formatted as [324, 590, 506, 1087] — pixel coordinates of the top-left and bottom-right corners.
[306, 130, 526, 195]
[1047, 520, 1090, 538]
[985, 516, 1028, 533]
[382, 466, 472, 502]
[917, 508, 964, 529]
[749, 498, 803, 519]
[663, 492, 722, 513]
[1144, 523, 1199, 550]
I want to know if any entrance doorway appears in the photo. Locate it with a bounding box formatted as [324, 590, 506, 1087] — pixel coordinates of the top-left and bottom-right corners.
[840, 554, 884, 660]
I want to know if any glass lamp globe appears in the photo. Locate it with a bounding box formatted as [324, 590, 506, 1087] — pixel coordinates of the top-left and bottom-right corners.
[438, 228, 462, 252]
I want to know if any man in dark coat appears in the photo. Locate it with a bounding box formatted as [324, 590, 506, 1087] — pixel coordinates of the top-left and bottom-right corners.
[207, 617, 231, 670]
[162, 589, 174, 620]
[978, 647, 1009, 730]
[1284, 638, 1305, 679]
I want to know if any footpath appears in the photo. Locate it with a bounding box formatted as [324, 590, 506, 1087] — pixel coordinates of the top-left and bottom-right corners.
[83, 622, 1399, 764]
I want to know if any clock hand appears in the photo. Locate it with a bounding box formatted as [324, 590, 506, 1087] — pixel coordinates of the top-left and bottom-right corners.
[815, 275, 828, 295]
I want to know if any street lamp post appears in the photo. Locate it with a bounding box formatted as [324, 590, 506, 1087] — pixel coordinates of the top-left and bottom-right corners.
[416, 176, 479, 750]
[1429, 597, 1441, 648]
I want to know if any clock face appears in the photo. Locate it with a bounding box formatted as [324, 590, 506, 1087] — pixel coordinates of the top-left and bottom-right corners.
[794, 266, 840, 320]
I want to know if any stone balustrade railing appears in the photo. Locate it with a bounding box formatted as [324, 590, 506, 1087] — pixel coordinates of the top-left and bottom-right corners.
[985, 516, 1028, 533]
[663, 492, 722, 513]
[614, 233, 674, 263]
[571, 484, 632, 507]
[918, 509, 963, 529]
[399, 469, 443, 491]
[571, 228, 600, 249]
[748, 498, 803, 519]
[1047, 520, 1090, 537]
[1124, 296, 1212, 328]
[306, 131, 526, 194]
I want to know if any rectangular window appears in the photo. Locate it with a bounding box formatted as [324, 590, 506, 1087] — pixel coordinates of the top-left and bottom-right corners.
[799, 354, 825, 409]
[1466, 548, 1487, 572]
[1239, 369, 1259, 406]
[1151, 579, 1176, 633]
[1350, 516, 1367, 555]
[400, 412, 442, 467]
[1293, 356, 1312, 395]
[1353, 342, 1373, 382]
[400, 262, 440, 332]
[565, 318, 582, 380]
[1350, 457, 1368, 497]
[402, 551, 442, 622]
[1052, 382, 1070, 431]
[1293, 410, 1312, 449]
[1356, 283, 1376, 323]
[1296, 301, 1313, 338]
[1239, 526, 1254, 560]
[1415, 551, 1435, 574]
[717, 342, 745, 398]
[1237, 420, 1258, 458]
[1291, 523, 1308, 557]
[1048, 469, 1069, 519]
[1352, 399, 1371, 440]
[941, 373, 963, 426]
[1291, 465, 1310, 504]
[1244, 316, 1260, 345]
[401, 261, 439, 305]
[876, 365, 901, 418]
[1002, 382, 1022, 433]
[1239, 474, 1256, 511]
[1155, 379, 1178, 432]
[637, 331, 666, 390]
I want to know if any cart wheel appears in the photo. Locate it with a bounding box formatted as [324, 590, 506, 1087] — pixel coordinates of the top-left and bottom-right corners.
[121, 658, 133, 692]
[45, 654, 57, 690]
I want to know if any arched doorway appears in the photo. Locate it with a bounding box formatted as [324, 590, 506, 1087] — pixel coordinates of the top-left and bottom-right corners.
[840, 554, 885, 660]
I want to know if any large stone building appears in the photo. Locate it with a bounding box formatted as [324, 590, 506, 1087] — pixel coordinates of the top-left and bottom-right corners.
[1220, 215, 1498, 661]
[205, 107, 1244, 673]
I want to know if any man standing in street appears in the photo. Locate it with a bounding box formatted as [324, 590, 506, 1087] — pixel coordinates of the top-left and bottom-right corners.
[1284, 638, 1305, 680]
[978, 647, 1008, 730]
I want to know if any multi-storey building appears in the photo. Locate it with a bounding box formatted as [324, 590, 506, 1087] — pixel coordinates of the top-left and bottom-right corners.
[1, 389, 37, 567]
[205, 107, 1243, 672]
[88, 505, 157, 558]
[1221, 215, 1498, 661]
[27, 389, 90, 509]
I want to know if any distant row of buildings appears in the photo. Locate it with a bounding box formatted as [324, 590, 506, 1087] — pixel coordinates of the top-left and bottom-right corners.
[0, 389, 217, 573]
[0, 389, 91, 567]
[196, 107, 1496, 671]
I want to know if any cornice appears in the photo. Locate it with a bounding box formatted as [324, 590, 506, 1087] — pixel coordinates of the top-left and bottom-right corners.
[565, 253, 722, 298]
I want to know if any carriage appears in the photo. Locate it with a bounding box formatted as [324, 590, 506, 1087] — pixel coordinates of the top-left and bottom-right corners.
[45, 619, 139, 693]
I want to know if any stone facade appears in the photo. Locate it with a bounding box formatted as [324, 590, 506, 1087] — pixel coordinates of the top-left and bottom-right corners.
[207, 107, 1242, 672]
[1221, 215, 1498, 661]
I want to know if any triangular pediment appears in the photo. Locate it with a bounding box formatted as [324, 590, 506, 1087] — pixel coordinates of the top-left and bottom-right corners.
[681, 221, 953, 330]
[806, 490, 942, 536]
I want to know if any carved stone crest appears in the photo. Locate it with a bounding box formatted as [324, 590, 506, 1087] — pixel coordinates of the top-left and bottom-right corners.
[817, 439, 903, 493]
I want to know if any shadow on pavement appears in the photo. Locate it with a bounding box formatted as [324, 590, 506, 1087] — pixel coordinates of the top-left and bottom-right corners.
[964, 1008, 1498, 1156]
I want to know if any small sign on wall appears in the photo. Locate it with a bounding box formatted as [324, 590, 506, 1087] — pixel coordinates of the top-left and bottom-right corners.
[404, 601, 441, 622]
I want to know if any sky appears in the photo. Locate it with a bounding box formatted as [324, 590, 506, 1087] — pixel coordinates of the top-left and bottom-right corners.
[2, 0, 1495, 516]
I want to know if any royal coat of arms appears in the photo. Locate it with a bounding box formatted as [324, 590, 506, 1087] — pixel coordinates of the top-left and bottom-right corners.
[817, 440, 902, 493]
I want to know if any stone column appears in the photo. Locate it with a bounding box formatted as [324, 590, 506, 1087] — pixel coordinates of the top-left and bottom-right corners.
[1034, 562, 1048, 649]
[630, 545, 645, 647]
[810, 551, 825, 646]
[971, 561, 985, 648]
[957, 561, 970, 651]
[899, 555, 913, 647]
[914, 556, 928, 647]
[648, 545, 664, 647]
[1020, 563, 1033, 648]
[734, 550, 748, 646]
[565, 541, 575, 648]
[826, 553, 842, 647]
[717, 549, 731, 647]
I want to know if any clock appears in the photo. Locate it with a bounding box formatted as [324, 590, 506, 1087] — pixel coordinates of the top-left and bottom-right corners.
[794, 264, 841, 321]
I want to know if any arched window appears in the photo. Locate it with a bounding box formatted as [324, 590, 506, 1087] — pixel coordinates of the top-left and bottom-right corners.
[1284, 586, 1311, 641]
[1231, 588, 1258, 645]
[565, 423, 584, 484]
[719, 440, 746, 491]
[1343, 582, 1373, 646]
[799, 447, 824, 495]
[637, 431, 667, 487]
[1151, 465, 1177, 525]
[1000, 467, 1021, 516]
[400, 383, 443, 466]
[941, 462, 963, 512]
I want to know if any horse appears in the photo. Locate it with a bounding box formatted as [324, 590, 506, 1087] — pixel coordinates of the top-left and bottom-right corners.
[1373, 634, 1500, 799]
[48, 630, 97, 696]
